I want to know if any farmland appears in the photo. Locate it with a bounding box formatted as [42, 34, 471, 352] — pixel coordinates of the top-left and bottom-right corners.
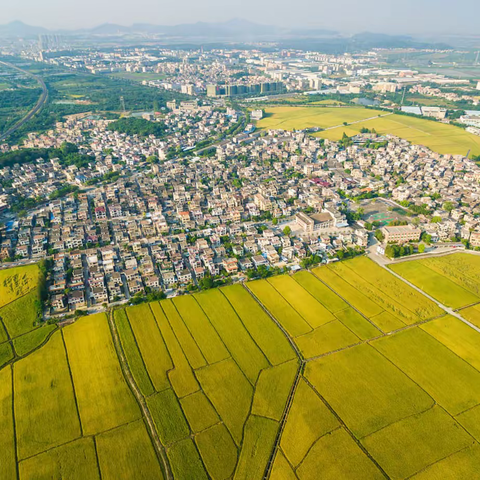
[255, 105, 480, 157]
[4, 256, 480, 478]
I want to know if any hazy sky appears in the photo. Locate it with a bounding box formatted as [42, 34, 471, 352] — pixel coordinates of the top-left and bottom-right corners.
[4, 0, 479, 35]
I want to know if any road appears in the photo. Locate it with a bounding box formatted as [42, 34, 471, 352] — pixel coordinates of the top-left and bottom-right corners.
[322, 112, 393, 132]
[0, 60, 48, 142]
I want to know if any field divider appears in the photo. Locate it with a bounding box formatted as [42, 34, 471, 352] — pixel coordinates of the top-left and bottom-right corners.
[107, 309, 172, 480]
[302, 376, 390, 479]
[92, 436, 104, 480]
[240, 282, 306, 479]
[60, 330, 84, 437]
[309, 267, 387, 334]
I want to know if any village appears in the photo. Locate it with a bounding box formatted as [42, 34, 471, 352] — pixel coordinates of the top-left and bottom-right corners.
[1, 102, 480, 316]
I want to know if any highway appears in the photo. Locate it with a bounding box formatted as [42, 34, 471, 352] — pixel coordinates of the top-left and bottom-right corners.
[0, 60, 48, 142]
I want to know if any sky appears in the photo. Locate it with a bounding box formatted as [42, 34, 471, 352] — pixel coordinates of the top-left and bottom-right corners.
[3, 0, 479, 36]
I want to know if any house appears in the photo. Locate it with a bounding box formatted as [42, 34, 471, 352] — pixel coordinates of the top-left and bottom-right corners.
[68, 291, 85, 309]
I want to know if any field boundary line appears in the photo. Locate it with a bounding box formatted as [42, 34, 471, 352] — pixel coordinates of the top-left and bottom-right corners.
[302, 376, 390, 479]
[310, 268, 387, 334]
[294, 426, 343, 472]
[92, 436, 103, 480]
[404, 444, 475, 480]
[60, 330, 84, 436]
[240, 283, 305, 479]
[115, 309, 155, 396]
[107, 309, 172, 480]
[10, 365, 20, 480]
[219, 288, 276, 368]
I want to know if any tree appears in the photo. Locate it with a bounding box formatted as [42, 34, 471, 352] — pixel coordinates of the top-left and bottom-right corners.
[375, 229, 385, 242]
[443, 201, 455, 213]
[272, 218, 278, 225]
[418, 244, 425, 253]
[283, 226, 291, 237]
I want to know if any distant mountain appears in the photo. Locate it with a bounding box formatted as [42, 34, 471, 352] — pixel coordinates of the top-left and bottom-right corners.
[0, 21, 48, 37]
[0, 18, 337, 40]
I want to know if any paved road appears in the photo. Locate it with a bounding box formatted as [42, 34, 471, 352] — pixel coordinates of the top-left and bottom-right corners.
[0, 60, 48, 142]
[322, 112, 393, 132]
[368, 251, 480, 335]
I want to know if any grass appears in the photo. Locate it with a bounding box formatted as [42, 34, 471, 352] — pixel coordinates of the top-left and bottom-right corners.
[150, 301, 199, 398]
[0, 264, 39, 309]
[195, 423, 238, 480]
[172, 295, 230, 364]
[334, 307, 381, 340]
[180, 391, 220, 433]
[0, 341, 14, 367]
[362, 406, 474, 479]
[295, 320, 360, 358]
[14, 331, 81, 459]
[195, 289, 269, 384]
[456, 404, 480, 442]
[96, 420, 164, 480]
[147, 389, 190, 445]
[412, 444, 480, 480]
[268, 275, 336, 328]
[271, 449, 296, 480]
[389, 261, 479, 309]
[114, 309, 154, 396]
[257, 106, 385, 131]
[160, 299, 207, 369]
[0, 366, 16, 480]
[306, 343, 434, 438]
[316, 111, 480, 157]
[221, 285, 296, 365]
[313, 266, 384, 319]
[167, 438, 208, 480]
[372, 327, 480, 416]
[297, 428, 384, 480]
[126, 304, 173, 392]
[347, 257, 443, 320]
[280, 378, 339, 467]
[13, 324, 57, 357]
[293, 270, 348, 313]
[247, 280, 312, 337]
[19, 437, 100, 480]
[251, 359, 299, 421]
[421, 315, 480, 371]
[196, 358, 253, 446]
[0, 289, 40, 338]
[234, 415, 278, 480]
[62, 313, 140, 435]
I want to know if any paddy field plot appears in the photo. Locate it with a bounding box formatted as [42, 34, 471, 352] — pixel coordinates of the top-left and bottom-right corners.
[113, 308, 154, 396]
[316, 111, 480, 157]
[257, 106, 385, 131]
[221, 284, 297, 365]
[19, 437, 100, 480]
[96, 420, 164, 480]
[390, 260, 480, 308]
[126, 303, 173, 392]
[305, 343, 434, 438]
[362, 406, 475, 479]
[0, 264, 40, 309]
[246, 279, 312, 337]
[372, 327, 480, 415]
[14, 331, 81, 459]
[0, 366, 16, 480]
[62, 313, 140, 435]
